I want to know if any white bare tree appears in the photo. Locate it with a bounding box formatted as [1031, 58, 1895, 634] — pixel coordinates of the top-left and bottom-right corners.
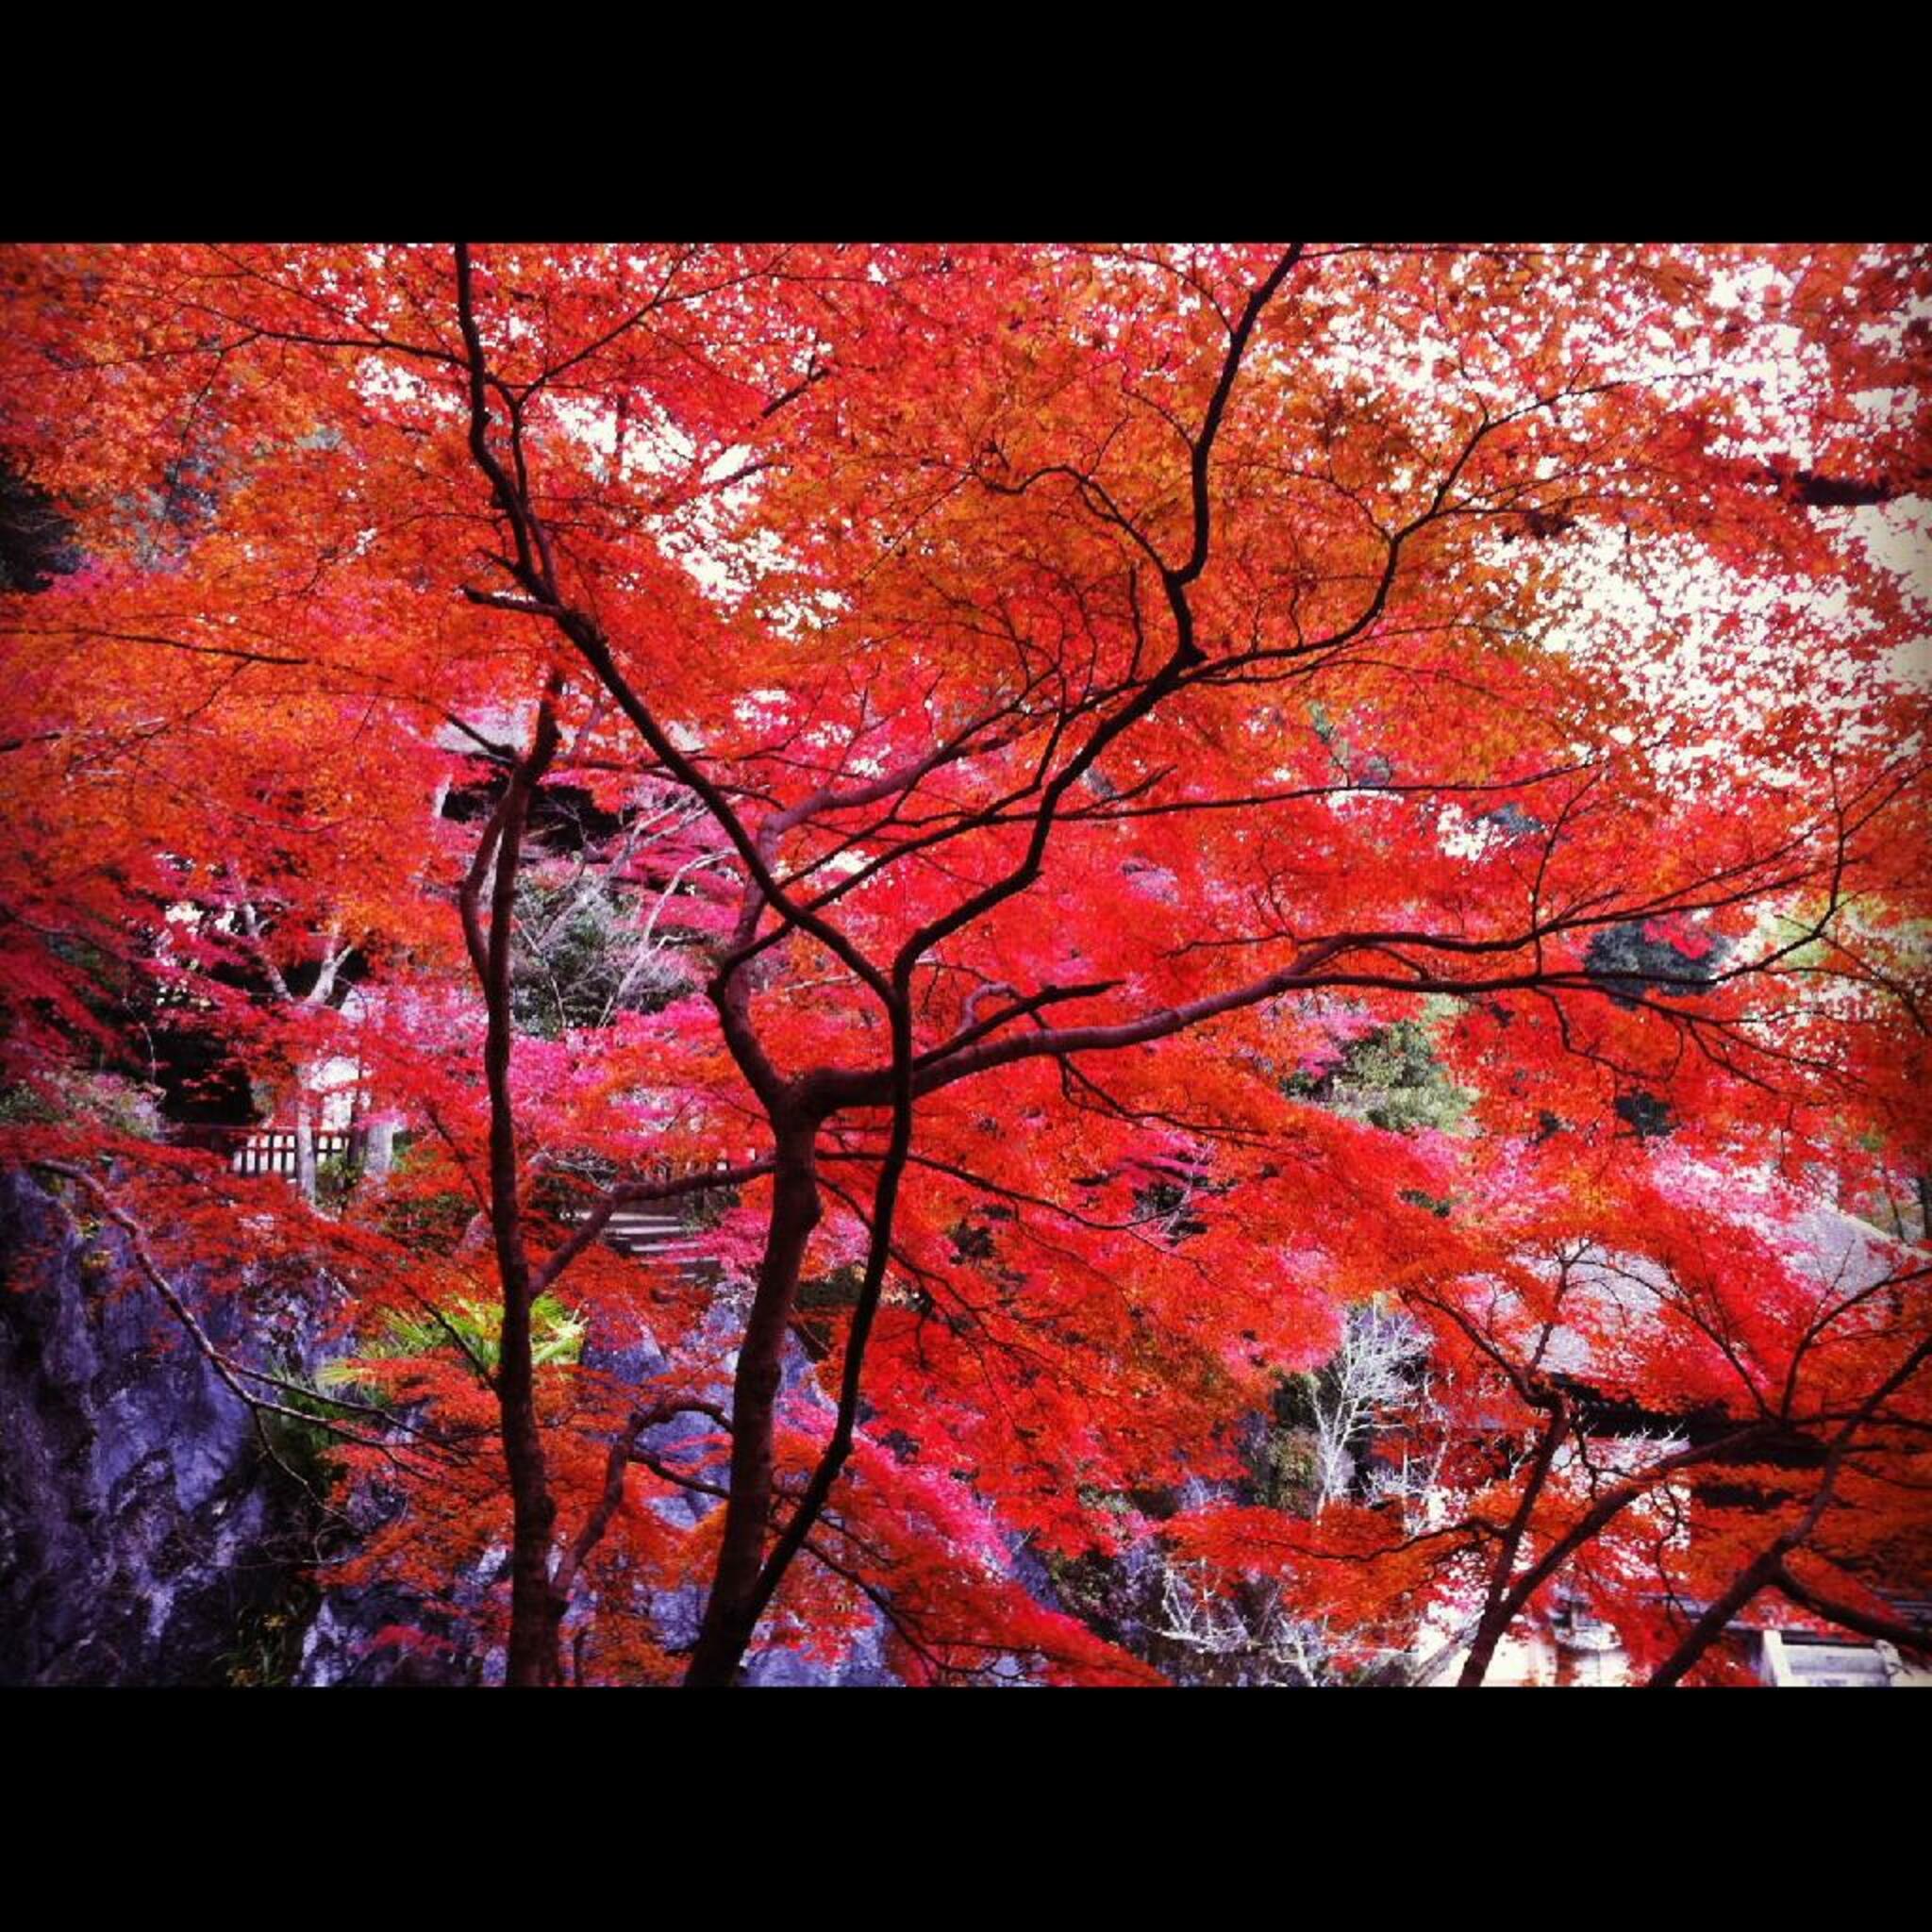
[1311, 1303, 1429, 1510]
[1156, 1558, 1347, 1686]
[1152, 1306, 1441, 1683]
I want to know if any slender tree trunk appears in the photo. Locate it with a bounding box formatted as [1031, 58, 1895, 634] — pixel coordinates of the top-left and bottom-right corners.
[724, 995, 919, 1672]
[685, 1113, 823, 1687]
[1457, 1396, 1568, 1688]
[499, 1242, 565, 1687]
[456, 701, 564, 1687]
[492, 777, 566, 1687]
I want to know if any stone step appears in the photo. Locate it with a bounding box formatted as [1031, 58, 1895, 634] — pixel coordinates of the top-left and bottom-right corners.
[559, 1202, 718, 1271]
[571, 1210, 693, 1229]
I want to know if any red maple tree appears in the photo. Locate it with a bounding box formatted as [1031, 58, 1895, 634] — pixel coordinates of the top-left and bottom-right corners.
[2, 242, 1926, 1685]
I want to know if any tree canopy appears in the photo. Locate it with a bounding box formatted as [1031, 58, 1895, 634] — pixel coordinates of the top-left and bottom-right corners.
[3, 242, 1927, 1686]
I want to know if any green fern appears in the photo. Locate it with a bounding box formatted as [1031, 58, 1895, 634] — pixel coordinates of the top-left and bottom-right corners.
[320, 1292, 586, 1388]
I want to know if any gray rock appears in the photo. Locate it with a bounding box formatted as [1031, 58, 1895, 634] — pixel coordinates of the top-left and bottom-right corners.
[293, 1581, 480, 1688]
[0, 1169, 301, 1684]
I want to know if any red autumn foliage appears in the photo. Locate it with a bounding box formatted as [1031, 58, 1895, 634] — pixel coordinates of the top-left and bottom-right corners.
[2, 242, 1927, 1685]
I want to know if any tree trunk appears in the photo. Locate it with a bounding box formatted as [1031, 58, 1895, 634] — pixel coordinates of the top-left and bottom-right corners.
[684, 1115, 822, 1687]
[467, 704, 565, 1688]
[493, 866, 564, 1685]
[1457, 1397, 1567, 1688]
[500, 1259, 565, 1686]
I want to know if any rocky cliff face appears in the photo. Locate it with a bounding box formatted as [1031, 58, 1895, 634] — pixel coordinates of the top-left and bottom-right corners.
[0, 1167, 499, 1687]
[0, 1168, 303, 1684]
[1, 1168, 905, 1686]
